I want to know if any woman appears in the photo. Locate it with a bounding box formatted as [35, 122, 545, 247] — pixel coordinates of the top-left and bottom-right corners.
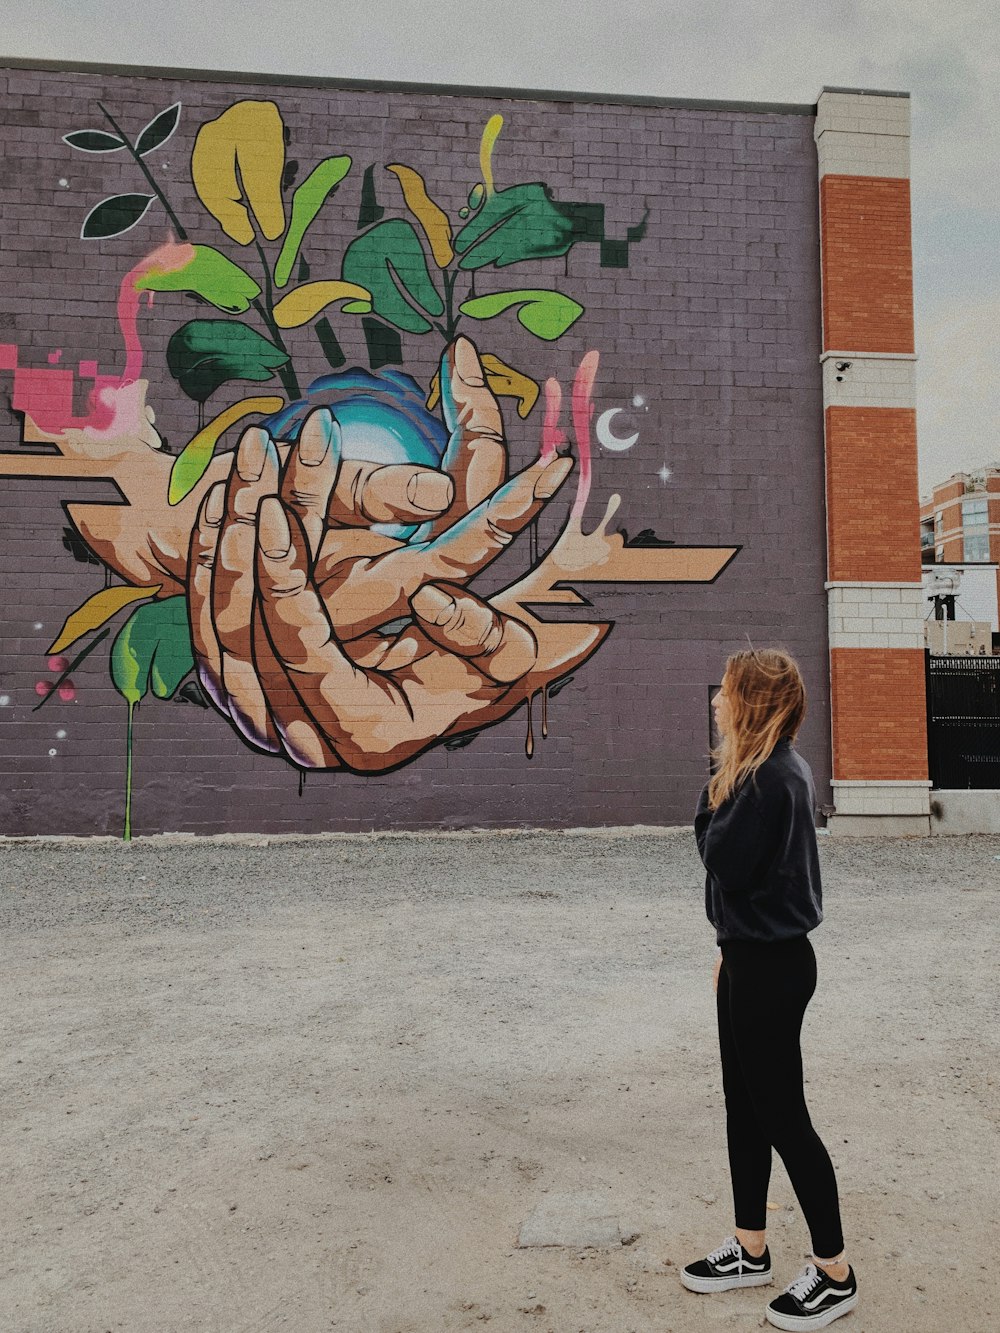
[680, 649, 858, 1330]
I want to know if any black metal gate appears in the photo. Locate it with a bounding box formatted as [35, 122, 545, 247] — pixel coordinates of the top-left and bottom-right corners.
[926, 654, 1000, 789]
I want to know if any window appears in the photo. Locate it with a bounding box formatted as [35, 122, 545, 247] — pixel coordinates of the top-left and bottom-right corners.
[964, 533, 990, 561]
[962, 498, 989, 562]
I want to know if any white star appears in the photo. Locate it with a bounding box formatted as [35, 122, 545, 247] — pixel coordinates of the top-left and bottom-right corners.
[658, 466, 672, 484]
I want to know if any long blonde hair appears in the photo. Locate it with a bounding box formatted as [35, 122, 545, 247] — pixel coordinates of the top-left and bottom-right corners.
[708, 649, 806, 809]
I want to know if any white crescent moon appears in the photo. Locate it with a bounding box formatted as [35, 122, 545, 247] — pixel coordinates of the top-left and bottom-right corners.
[596, 407, 639, 452]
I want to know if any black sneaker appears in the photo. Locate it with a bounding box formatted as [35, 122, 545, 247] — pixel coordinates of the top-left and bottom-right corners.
[765, 1262, 858, 1329]
[680, 1235, 773, 1292]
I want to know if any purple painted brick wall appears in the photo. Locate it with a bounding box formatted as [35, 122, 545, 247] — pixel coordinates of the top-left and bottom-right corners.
[0, 64, 828, 836]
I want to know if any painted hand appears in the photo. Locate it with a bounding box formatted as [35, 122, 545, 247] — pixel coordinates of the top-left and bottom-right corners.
[188, 338, 608, 771]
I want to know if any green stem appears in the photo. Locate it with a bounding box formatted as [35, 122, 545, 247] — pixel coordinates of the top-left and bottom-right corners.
[123, 699, 135, 842]
[442, 268, 460, 341]
[252, 240, 301, 400]
[98, 103, 188, 242]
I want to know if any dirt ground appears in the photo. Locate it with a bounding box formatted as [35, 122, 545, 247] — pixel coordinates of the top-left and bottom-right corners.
[1, 829, 997, 1333]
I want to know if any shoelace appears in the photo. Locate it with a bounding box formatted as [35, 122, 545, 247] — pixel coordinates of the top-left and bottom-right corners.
[707, 1237, 742, 1266]
[787, 1264, 824, 1301]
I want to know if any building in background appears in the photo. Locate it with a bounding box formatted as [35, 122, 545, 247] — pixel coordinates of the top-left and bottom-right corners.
[921, 468, 1000, 566]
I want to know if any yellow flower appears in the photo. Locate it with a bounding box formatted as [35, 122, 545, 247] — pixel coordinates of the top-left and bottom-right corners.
[191, 101, 286, 245]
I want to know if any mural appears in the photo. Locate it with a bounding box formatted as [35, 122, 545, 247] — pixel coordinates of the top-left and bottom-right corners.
[0, 98, 739, 836]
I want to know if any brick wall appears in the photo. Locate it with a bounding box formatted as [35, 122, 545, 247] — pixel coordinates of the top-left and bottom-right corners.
[0, 63, 830, 837]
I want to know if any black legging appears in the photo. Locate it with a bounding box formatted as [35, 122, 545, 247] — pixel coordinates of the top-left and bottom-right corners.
[717, 935, 844, 1258]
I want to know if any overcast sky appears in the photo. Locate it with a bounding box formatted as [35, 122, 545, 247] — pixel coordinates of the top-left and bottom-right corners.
[4, 0, 998, 491]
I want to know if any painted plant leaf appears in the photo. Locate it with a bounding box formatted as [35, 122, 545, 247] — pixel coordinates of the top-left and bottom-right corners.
[386, 165, 454, 267]
[47, 583, 162, 655]
[191, 100, 286, 245]
[426, 354, 540, 418]
[134, 102, 181, 156]
[136, 245, 262, 313]
[111, 596, 194, 706]
[274, 156, 353, 287]
[459, 289, 584, 340]
[342, 219, 444, 334]
[166, 320, 289, 404]
[453, 183, 578, 270]
[63, 129, 126, 153]
[168, 394, 285, 504]
[272, 281, 372, 329]
[81, 193, 155, 240]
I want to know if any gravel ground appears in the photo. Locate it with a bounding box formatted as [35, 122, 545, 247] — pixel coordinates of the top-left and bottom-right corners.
[1, 829, 998, 1333]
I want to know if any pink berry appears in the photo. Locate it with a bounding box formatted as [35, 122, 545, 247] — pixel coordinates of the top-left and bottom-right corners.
[48, 655, 70, 673]
[35, 680, 54, 698]
[58, 680, 76, 702]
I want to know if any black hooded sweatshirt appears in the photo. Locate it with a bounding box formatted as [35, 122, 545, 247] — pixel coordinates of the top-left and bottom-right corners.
[695, 739, 823, 944]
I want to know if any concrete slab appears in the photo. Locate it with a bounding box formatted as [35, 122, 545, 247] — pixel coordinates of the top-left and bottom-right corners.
[517, 1192, 637, 1249]
[931, 789, 1000, 834]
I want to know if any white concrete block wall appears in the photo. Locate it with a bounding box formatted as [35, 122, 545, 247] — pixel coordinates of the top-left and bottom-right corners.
[832, 781, 932, 817]
[815, 90, 910, 179]
[827, 583, 926, 649]
[821, 352, 917, 409]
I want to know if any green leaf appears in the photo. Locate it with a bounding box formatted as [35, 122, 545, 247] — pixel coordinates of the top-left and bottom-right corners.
[453, 184, 578, 270]
[135, 245, 261, 313]
[458, 289, 584, 340]
[166, 320, 289, 404]
[63, 129, 126, 153]
[342, 219, 444, 333]
[81, 193, 155, 240]
[274, 156, 352, 287]
[134, 102, 181, 156]
[111, 596, 194, 706]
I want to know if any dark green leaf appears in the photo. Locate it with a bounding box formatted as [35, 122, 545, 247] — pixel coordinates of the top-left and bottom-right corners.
[81, 193, 155, 239]
[166, 320, 288, 404]
[453, 184, 578, 270]
[342, 219, 443, 333]
[358, 164, 385, 228]
[111, 597, 194, 706]
[134, 102, 181, 156]
[63, 129, 126, 153]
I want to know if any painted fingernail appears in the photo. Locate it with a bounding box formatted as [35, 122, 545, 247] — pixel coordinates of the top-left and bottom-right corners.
[406, 470, 454, 513]
[412, 585, 456, 627]
[297, 410, 333, 466]
[453, 336, 485, 387]
[534, 456, 573, 499]
[237, 427, 270, 481]
[204, 481, 225, 526]
[258, 497, 291, 559]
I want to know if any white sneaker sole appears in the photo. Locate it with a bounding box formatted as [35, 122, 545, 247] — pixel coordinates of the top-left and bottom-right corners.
[680, 1268, 773, 1293]
[765, 1290, 858, 1329]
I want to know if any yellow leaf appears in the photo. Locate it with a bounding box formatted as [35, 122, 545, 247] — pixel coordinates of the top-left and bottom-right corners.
[272, 281, 373, 329]
[482, 355, 540, 418]
[425, 356, 539, 419]
[191, 100, 286, 245]
[169, 396, 285, 505]
[47, 583, 162, 656]
[386, 165, 454, 267]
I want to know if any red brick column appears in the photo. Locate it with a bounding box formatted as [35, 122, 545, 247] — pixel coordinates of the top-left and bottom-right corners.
[816, 89, 930, 833]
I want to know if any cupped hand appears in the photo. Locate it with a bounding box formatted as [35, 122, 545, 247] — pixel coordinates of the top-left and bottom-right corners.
[188, 337, 608, 771]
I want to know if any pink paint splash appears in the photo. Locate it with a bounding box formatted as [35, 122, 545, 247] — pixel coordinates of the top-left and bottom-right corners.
[0, 239, 193, 440]
[539, 378, 568, 462]
[570, 350, 600, 520]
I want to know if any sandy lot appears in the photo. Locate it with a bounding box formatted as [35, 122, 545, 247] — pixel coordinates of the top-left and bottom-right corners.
[1, 829, 997, 1333]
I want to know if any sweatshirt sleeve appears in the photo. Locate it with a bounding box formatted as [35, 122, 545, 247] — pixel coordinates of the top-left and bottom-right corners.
[697, 785, 772, 894]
